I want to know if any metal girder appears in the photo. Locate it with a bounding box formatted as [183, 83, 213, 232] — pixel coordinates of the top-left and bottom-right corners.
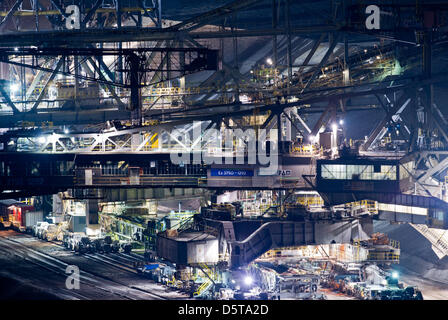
[294, 111, 311, 134]
[49, 0, 68, 17]
[0, 109, 132, 127]
[264, 113, 278, 133]
[361, 91, 413, 151]
[149, 40, 176, 84]
[1, 46, 219, 103]
[3, 123, 182, 153]
[431, 108, 448, 144]
[374, 93, 410, 140]
[310, 102, 335, 137]
[301, 33, 341, 92]
[187, 70, 226, 105]
[418, 156, 448, 183]
[260, 112, 276, 130]
[0, 85, 20, 113]
[433, 103, 448, 126]
[81, 0, 103, 28]
[83, 58, 125, 109]
[0, 25, 339, 47]
[137, 0, 156, 26]
[30, 58, 64, 112]
[297, 33, 326, 84]
[147, 72, 448, 123]
[282, 110, 303, 137]
[0, 0, 24, 27]
[190, 120, 215, 150]
[431, 102, 448, 144]
[25, 57, 53, 100]
[168, 0, 260, 32]
[4, 54, 123, 88]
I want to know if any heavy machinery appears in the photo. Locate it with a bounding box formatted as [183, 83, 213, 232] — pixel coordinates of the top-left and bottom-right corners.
[37, 223, 50, 239]
[62, 233, 122, 254]
[77, 237, 96, 254]
[33, 221, 48, 237]
[63, 232, 84, 251]
[376, 286, 423, 300]
[200, 203, 241, 221]
[42, 224, 58, 241]
[12, 210, 42, 233]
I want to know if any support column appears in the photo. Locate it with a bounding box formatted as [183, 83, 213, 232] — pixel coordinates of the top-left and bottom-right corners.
[272, 0, 278, 85]
[86, 198, 99, 226]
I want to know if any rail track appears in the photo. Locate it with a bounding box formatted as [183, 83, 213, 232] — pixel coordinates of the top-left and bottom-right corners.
[0, 234, 170, 300]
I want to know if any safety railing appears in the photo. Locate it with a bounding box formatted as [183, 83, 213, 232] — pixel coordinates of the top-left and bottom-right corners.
[347, 200, 378, 215]
[75, 175, 202, 186]
[297, 196, 325, 207]
[290, 144, 319, 156]
[193, 263, 217, 297]
[366, 251, 400, 262]
[411, 224, 448, 258]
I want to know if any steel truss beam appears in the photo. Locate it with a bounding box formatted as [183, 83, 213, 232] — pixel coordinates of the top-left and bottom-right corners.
[0, 25, 339, 47]
[361, 90, 414, 151]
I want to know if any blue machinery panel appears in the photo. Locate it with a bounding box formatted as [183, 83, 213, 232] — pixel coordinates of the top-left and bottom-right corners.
[210, 169, 254, 177]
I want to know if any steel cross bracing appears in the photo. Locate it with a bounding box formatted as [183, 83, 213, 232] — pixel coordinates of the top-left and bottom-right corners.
[0, 0, 446, 157]
[0, 1, 446, 46]
[0, 39, 404, 127]
[0, 46, 218, 120]
[0, 0, 162, 31]
[0, 120, 232, 154]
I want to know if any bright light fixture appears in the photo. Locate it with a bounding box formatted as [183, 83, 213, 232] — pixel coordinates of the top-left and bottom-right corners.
[332, 123, 338, 131]
[244, 276, 253, 286]
[38, 136, 46, 144]
[339, 119, 344, 125]
[10, 83, 19, 93]
[64, 128, 69, 134]
[266, 58, 273, 65]
[392, 271, 399, 279]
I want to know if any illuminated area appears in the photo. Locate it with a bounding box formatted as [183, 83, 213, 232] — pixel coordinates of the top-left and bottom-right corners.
[0, 0, 447, 303]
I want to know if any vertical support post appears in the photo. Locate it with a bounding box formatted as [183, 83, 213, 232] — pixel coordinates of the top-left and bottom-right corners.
[116, 0, 123, 85]
[232, 12, 239, 103]
[33, 0, 39, 31]
[157, 0, 162, 28]
[283, 0, 293, 143]
[423, 31, 432, 133]
[86, 198, 99, 225]
[74, 55, 79, 103]
[285, 0, 292, 94]
[277, 112, 282, 142]
[21, 55, 26, 108]
[129, 53, 142, 126]
[272, 0, 278, 85]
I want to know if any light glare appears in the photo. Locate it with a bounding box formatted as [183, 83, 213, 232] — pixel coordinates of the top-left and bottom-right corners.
[244, 276, 253, 286]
